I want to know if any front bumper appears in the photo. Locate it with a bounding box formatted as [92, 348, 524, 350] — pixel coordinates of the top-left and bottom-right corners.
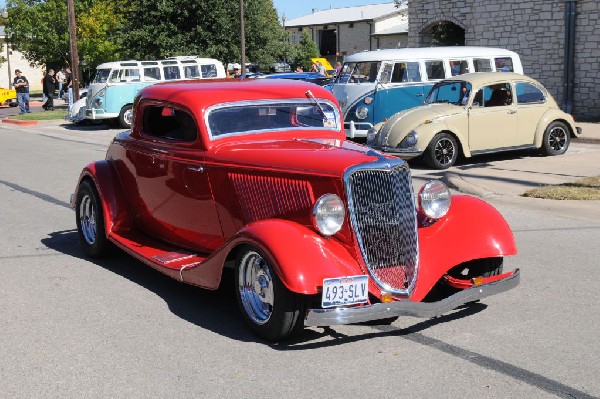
[85, 108, 119, 120]
[369, 145, 423, 159]
[304, 268, 520, 326]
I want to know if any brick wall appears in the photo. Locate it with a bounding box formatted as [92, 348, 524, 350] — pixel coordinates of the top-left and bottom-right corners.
[408, 0, 600, 120]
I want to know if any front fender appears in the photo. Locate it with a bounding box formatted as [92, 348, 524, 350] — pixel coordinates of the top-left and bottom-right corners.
[233, 219, 363, 295]
[534, 109, 579, 147]
[414, 122, 470, 157]
[412, 195, 517, 301]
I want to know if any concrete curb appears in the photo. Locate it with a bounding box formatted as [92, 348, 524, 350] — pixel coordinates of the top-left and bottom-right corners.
[441, 171, 497, 197]
[2, 118, 38, 126]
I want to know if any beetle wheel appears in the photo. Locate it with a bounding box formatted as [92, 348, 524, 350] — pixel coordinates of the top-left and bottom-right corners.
[542, 121, 570, 156]
[75, 180, 112, 258]
[235, 247, 307, 341]
[424, 132, 458, 169]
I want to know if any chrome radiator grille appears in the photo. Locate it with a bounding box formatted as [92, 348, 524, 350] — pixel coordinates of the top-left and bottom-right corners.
[346, 162, 418, 295]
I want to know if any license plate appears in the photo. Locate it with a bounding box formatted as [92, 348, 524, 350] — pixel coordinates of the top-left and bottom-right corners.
[322, 275, 369, 308]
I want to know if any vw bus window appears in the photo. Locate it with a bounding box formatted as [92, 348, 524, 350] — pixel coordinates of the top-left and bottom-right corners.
[474, 58, 493, 72]
[184, 65, 200, 78]
[336, 63, 356, 83]
[391, 62, 421, 83]
[164, 66, 181, 80]
[201, 64, 218, 78]
[449, 60, 470, 76]
[350, 62, 380, 83]
[495, 57, 514, 72]
[143, 67, 161, 81]
[425, 60, 446, 80]
[93, 69, 111, 84]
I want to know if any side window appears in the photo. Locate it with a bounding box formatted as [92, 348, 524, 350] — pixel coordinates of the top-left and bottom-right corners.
[483, 83, 513, 107]
[122, 69, 140, 82]
[379, 63, 393, 84]
[163, 66, 181, 80]
[184, 65, 200, 78]
[425, 60, 445, 80]
[515, 82, 546, 104]
[201, 64, 218, 78]
[351, 62, 380, 83]
[449, 59, 470, 76]
[142, 105, 197, 142]
[495, 57, 514, 72]
[390, 62, 421, 83]
[473, 58, 492, 72]
[143, 67, 161, 81]
[108, 69, 121, 83]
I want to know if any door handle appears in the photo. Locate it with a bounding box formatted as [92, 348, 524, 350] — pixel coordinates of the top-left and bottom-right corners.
[416, 93, 424, 97]
[187, 166, 205, 173]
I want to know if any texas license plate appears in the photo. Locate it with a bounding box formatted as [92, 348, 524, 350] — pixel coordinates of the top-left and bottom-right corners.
[322, 275, 369, 308]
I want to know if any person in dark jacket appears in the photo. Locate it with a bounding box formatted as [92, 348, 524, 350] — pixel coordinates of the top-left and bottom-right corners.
[43, 69, 56, 110]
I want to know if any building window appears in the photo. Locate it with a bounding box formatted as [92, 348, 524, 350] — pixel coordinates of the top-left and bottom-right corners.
[348, 23, 354, 28]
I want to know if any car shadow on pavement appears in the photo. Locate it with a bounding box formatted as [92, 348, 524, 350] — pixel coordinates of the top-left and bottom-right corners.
[61, 122, 118, 131]
[408, 148, 539, 170]
[42, 229, 487, 347]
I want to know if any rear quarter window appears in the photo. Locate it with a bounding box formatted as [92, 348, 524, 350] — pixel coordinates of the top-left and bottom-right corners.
[515, 82, 546, 104]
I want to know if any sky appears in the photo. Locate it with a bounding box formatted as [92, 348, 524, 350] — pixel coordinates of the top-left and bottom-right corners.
[272, 0, 393, 21]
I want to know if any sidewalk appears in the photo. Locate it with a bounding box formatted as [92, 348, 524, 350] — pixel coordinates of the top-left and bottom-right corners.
[442, 123, 600, 222]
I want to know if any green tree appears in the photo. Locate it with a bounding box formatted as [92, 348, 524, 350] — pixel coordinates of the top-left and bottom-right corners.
[430, 21, 465, 46]
[292, 30, 319, 71]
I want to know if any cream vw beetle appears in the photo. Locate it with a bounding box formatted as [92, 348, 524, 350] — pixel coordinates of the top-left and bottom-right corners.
[368, 72, 582, 169]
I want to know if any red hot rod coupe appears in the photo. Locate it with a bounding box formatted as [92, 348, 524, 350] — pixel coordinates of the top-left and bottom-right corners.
[71, 79, 519, 341]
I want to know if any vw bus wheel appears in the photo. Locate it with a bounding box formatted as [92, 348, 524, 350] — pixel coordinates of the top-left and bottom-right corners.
[118, 105, 133, 129]
[424, 132, 458, 169]
[542, 121, 570, 156]
[76, 180, 111, 258]
[235, 247, 306, 341]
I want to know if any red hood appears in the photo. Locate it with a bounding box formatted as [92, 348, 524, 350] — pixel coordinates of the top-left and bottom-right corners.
[209, 138, 384, 176]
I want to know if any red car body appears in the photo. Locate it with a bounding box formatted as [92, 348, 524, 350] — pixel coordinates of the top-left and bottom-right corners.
[72, 79, 519, 341]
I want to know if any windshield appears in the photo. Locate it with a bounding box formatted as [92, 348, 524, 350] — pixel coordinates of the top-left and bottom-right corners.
[93, 69, 111, 84]
[335, 61, 380, 84]
[425, 81, 472, 105]
[207, 100, 340, 138]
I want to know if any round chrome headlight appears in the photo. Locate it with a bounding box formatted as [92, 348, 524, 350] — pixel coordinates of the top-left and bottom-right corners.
[94, 97, 103, 106]
[405, 130, 418, 147]
[313, 194, 345, 236]
[366, 127, 377, 146]
[418, 180, 451, 219]
[355, 106, 368, 120]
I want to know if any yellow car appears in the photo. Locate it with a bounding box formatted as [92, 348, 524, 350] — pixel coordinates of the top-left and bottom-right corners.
[0, 87, 17, 107]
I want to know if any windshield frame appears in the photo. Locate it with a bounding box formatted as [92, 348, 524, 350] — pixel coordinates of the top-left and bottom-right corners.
[205, 98, 342, 140]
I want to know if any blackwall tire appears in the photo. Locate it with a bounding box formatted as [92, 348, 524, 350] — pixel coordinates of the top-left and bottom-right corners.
[235, 246, 307, 341]
[542, 121, 570, 156]
[118, 105, 133, 129]
[75, 180, 112, 258]
[424, 132, 459, 169]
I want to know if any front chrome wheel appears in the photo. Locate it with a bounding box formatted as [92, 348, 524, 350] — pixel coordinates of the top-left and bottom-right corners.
[79, 193, 97, 245]
[238, 250, 274, 325]
[434, 138, 456, 166]
[425, 132, 459, 169]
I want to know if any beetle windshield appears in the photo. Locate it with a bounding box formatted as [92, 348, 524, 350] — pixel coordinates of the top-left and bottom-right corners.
[207, 100, 340, 138]
[425, 81, 472, 106]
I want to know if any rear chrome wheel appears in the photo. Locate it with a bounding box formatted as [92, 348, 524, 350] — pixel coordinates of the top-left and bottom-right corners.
[75, 180, 112, 258]
[235, 247, 307, 341]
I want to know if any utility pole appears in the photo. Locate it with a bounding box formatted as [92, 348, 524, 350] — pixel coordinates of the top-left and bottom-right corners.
[67, 0, 80, 101]
[239, 0, 245, 75]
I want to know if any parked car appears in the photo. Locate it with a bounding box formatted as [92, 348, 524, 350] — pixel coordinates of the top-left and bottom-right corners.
[263, 72, 334, 88]
[0, 87, 17, 107]
[71, 79, 519, 341]
[368, 72, 582, 169]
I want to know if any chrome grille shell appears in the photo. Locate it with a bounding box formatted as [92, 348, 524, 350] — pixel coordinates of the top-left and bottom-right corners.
[344, 156, 419, 296]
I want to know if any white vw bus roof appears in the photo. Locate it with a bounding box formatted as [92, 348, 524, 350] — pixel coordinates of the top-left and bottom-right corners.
[345, 46, 520, 62]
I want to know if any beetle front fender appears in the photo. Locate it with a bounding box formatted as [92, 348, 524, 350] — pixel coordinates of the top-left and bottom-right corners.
[412, 195, 517, 301]
[233, 219, 363, 295]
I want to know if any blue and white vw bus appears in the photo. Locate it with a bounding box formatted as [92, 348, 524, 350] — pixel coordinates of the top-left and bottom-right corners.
[332, 47, 523, 138]
[85, 57, 225, 128]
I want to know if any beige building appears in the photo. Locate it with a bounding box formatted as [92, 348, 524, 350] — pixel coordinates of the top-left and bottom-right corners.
[0, 26, 44, 91]
[284, 3, 408, 59]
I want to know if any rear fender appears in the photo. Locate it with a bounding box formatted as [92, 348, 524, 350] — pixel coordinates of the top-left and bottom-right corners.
[231, 219, 362, 295]
[412, 195, 517, 301]
[534, 110, 579, 147]
[72, 161, 129, 236]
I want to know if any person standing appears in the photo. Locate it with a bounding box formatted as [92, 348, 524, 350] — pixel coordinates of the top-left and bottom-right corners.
[13, 69, 31, 114]
[56, 68, 65, 98]
[42, 69, 56, 110]
[65, 67, 73, 107]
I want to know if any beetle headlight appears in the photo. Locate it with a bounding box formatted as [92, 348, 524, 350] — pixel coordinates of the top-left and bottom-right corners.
[400, 130, 418, 148]
[355, 106, 368, 120]
[313, 194, 345, 236]
[366, 127, 377, 146]
[418, 180, 451, 220]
